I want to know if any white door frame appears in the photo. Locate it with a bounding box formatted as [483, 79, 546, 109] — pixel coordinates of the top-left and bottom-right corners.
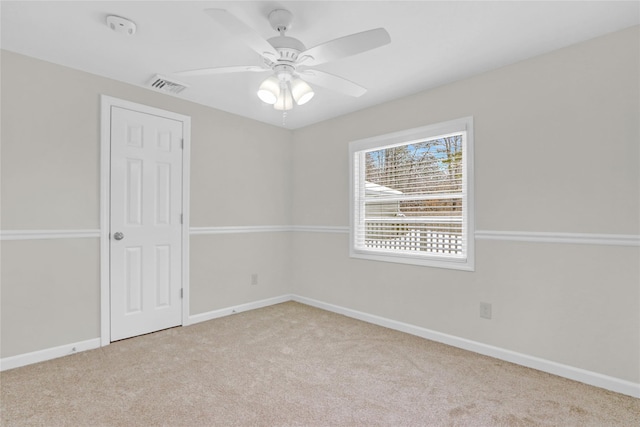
[100, 95, 191, 346]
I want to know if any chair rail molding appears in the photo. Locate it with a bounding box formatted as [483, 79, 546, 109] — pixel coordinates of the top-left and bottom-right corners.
[2, 227, 637, 247]
[0, 229, 101, 240]
[475, 230, 640, 246]
[189, 225, 291, 235]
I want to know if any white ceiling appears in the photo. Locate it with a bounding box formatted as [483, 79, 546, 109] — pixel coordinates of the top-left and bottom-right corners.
[2, 1, 638, 129]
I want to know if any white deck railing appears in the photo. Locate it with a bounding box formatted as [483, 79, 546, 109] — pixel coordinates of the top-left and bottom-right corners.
[364, 220, 463, 254]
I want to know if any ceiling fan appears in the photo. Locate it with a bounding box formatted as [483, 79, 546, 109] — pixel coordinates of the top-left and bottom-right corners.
[174, 8, 391, 111]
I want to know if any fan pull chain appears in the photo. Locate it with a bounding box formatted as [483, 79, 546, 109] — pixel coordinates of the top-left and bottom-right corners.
[282, 111, 287, 126]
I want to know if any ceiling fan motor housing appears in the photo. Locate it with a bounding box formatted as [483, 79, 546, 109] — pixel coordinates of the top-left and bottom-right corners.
[264, 34, 308, 81]
[268, 36, 306, 61]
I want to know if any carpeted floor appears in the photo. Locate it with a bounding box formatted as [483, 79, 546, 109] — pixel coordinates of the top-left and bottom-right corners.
[1, 301, 638, 426]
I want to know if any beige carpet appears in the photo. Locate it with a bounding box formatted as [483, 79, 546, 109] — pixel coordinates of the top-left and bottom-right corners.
[1, 301, 638, 426]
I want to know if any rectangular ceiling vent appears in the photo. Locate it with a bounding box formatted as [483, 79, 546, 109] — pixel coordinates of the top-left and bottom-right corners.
[147, 74, 188, 94]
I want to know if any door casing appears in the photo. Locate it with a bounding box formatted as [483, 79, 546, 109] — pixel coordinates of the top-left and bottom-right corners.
[100, 95, 191, 346]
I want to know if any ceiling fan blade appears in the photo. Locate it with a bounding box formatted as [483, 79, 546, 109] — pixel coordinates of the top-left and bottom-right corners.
[299, 28, 390, 66]
[299, 70, 367, 97]
[174, 65, 269, 77]
[204, 9, 278, 59]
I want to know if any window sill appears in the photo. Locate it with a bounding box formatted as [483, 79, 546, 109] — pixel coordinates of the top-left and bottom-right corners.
[350, 248, 475, 271]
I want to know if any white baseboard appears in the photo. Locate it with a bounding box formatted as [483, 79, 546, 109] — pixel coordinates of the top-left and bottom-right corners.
[291, 295, 640, 399]
[1, 295, 294, 372]
[3, 296, 638, 399]
[0, 338, 101, 371]
[187, 294, 293, 325]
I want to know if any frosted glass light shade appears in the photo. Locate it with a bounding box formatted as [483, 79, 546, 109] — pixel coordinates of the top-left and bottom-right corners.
[257, 76, 280, 104]
[291, 78, 314, 105]
[274, 85, 293, 111]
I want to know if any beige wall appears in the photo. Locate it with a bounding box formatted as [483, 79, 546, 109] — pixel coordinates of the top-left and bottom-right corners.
[1, 239, 100, 356]
[0, 50, 292, 358]
[290, 27, 640, 383]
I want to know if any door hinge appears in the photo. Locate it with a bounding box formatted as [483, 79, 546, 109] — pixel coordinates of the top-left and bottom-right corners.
[180, 213, 183, 224]
[180, 139, 184, 149]
[180, 288, 183, 299]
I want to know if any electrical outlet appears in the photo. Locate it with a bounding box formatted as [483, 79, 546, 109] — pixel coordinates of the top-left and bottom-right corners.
[480, 302, 492, 319]
[251, 273, 258, 286]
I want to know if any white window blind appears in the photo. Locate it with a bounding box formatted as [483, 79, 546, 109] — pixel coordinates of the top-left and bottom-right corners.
[349, 117, 474, 270]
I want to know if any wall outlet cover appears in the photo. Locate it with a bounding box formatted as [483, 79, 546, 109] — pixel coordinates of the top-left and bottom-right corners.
[480, 302, 492, 319]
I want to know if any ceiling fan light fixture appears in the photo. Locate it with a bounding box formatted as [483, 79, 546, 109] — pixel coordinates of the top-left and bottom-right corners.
[274, 84, 293, 111]
[188, 8, 389, 117]
[291, 78, 314, 105]
[257, 76, 280, 104]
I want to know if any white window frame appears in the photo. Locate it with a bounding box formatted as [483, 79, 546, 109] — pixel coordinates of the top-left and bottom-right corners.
[349, 117, 474, 271]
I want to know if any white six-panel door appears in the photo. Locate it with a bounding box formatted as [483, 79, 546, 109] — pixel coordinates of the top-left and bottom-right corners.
[109, 106, 183, 341]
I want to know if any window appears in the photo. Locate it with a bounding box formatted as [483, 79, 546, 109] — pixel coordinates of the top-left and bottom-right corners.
[349, 117, 474, 270]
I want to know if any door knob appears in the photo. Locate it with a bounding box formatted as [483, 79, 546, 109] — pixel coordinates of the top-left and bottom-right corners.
[113, 232, 125, 241]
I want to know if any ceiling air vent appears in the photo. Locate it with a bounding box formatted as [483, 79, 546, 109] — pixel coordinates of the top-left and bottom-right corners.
[147, 75, 188, 94]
